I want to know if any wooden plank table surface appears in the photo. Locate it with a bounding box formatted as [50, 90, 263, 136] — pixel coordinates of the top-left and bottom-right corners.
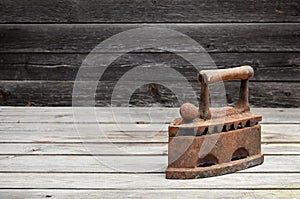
[0, 107, 299, 198]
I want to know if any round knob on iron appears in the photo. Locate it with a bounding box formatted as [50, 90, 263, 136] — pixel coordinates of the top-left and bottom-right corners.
[180, 103, 198, 122]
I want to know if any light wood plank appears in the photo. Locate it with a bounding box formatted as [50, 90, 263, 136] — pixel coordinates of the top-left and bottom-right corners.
[0, 189, 298, 199]
[0, 124, 298, 143]
[0, 122, 167, 132]
[0, 108, 298, 124]
[0, 155, 298, 173]
[0, 143, 167, 155]
[262, 144, 300, 155]
[0, 143, 298, 155]
[0, 173, 298, 189]
[0, 129, 168, 143]
[0, 107, 298, 193]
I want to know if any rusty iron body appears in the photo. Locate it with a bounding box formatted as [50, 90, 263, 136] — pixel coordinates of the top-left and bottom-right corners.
[166, 66, 264, 179]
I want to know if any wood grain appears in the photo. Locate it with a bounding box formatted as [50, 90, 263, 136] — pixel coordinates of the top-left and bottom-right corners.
[0, 108, 298, 124]
[0, 173, 298, 189]
[0, 52, 299, 81]
[0, 81, 299, 107]
[0, 0, 299, 23]
[0, 24, 298, 107]
[0, 123, 298, 143]
[0, 155, 298, 173]
[0, 24, 299, 53]
[0, 143, 298, 155]
[0, 0, 299, 194]
[0, 190, 298, 199]
[0, 107, 298, 195]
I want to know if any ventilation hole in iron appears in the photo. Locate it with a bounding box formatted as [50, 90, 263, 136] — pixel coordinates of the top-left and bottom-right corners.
[177, 128, 194, 136]
[245, 120, 251, 127]
[237, 122, 243, 129]
[222, 125, 227, 132]
[203, 127, 208, 135]
[229, 124, 235, 131]
[211, 126, 219, 134]
[196, 129, 202, 136]
[197, 154, 218, 167]
[198, 162, 216, 167]
[231, 147, 249, 161]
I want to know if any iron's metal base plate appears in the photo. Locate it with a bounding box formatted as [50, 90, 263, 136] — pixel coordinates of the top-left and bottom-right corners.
[166, 154, 264, 179]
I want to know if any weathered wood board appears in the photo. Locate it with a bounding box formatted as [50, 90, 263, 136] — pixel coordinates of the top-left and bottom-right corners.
[0, 81, 299, 107]
[0, 173, 298, 189]
[0, 24, 299, 53]
[0, 23, 299, 107]
[0, 143, 298, 155]
[0, 155, 299, 173]
[0, 190, 299, 199]
[0, 107, 298, 123]
[0, 107, 298, 197]
[0, 52, 299, 81]
[0, 0, 299, 23]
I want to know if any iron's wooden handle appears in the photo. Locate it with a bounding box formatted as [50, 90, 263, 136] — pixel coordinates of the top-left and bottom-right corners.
[198, 66, 254, 120]
[198, 66, 254, 83]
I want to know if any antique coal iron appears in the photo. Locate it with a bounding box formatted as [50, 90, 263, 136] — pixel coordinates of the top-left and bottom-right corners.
[166, 66, 263, 179]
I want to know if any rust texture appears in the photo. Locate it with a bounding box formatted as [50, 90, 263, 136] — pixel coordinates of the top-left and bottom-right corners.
[166, 66, 263, 179]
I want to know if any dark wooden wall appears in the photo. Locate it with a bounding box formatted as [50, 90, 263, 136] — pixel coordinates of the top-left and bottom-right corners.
[0, 0, 299, 107]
